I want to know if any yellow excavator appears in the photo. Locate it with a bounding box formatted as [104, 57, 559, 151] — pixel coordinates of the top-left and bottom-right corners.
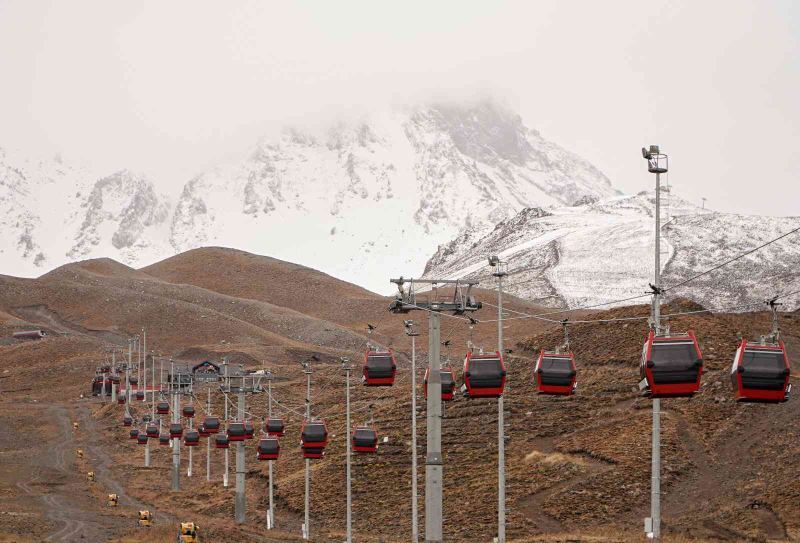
[137, 510, 153, 527]
[107, 494, 119, 507]
[87, 471, 95, 482]
[177, 522, 199, 542]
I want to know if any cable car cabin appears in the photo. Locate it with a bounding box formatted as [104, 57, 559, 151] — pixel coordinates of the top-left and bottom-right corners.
[300, 420, 328, 450]
[146, 425, 159, 438]
[257, 437, 280, 460]
[363, 350, 397, 386]
[156, 402, 169, 415]
[730, 339, 791, 403]
[462, 352, 507, 398]
[182, 406, 195, 418]
[266, 417, 285, 437]
[117, 395, 126, 405]
[203, 417, 220, 434]
[137, 433, 148, 445]
[123, 416, 133, 427]
[244, 421, 255, 440]
[640, 330, 704, 397]
[352, 426, 378, 454]
[184, 430, 200, 447]
[424, 368, 456, 401]
[135, 390, 145, 401]
[215, 434, 230, 449]
[227, 422, 246, 442]
[198, 425, 209, 438]
[302, 446, 325, 459]
[129, 428, 140, 440]
[169, 423, 183, 439]
[534, 351, 577, 395]
[159, 435, 170, 446]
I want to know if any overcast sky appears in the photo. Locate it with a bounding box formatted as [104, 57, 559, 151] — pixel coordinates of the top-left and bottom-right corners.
[1, 0, 798, 216]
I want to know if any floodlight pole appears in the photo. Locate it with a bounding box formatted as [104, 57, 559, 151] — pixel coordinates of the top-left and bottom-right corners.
[111, 351, 117, 403]
[267, 372, 274, 529]
[343, 358, 353, 543]
[491, 259, 507, 543]
[643, 145, 666, 540]
[303, 363, 312, 540]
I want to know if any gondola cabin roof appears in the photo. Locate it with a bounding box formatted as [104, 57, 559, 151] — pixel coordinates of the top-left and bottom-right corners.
[641, 330, 703, 397]
[363, 350, 397, 386]
[730, 339, 791, 403]
[462, 351, 506, 398]
[534, 351, 577, 396]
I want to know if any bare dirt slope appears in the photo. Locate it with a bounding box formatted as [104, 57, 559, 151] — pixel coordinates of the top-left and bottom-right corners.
[0, 247, 797, 543]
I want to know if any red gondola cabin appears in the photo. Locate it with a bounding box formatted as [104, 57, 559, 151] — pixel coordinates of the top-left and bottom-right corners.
[129, 428, 140, 440]
[534, 351, 577, 395]
[266, 417, 285, 437]
[202, 417, 220, 434]
[300, 420, 328, 458]
[169, 423, 183, 439]
[182, 406, 195, 418]
[146, 425, 159, 438]
[156, 402, 169, 415]
[137, 433, 148, 445]
[184, 430, 200, 447]
[363, 351, 397, 386]
[730, 339, 791, 403]
[352, 426, 378, 454]
[159, 435, 170, 446]
[215, 434, 230, 449]
[227, 422, 246, 442]
[462, 351, 506, 398]
[640, 330, 703, 397]
[424, 368, 456, 401]
[257, 437, 280, 460]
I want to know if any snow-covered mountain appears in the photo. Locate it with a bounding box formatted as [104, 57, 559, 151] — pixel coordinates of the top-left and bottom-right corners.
[0, 147, 172, 275]
[1, 99, 797, 308]
[424, 191, 800, 310]
[0, 100, 618, 291]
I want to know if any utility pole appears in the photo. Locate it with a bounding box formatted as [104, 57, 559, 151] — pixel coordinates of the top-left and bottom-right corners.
[266, 371, 275, 529]
[390, 277, 481, 543]
[489, 256, 507, 543]
[125, 339, 132, 420]
[343, 358, 353, 543]
[642, 145, 667, 540]
[404, 320, 420, 543]
[303, 362, 312, 540]
[171, 360, 181, 492]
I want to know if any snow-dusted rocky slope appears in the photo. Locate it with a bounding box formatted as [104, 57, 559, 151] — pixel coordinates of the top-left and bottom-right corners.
[424, 191, 800, 310]
[0, 101, 617, 291]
